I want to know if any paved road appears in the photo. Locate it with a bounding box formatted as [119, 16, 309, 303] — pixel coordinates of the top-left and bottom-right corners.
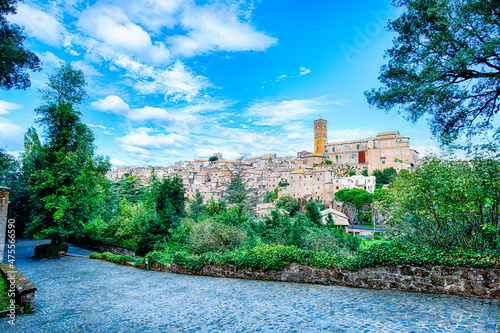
[1, 239, 499, 333]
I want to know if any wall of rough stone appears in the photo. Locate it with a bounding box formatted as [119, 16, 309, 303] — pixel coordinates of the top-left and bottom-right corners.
[70, 241, 136, 256]
[156, 262, 500, 299]
[0, 187, 10, 264]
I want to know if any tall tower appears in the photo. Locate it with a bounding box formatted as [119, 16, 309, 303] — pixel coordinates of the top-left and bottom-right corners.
[314, 118, 327, 155]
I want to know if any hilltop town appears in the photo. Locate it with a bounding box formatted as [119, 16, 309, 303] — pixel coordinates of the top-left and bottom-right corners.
[107, 119, 420, 216]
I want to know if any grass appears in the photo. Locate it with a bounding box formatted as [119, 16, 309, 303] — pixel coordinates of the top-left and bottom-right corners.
[0, 274, 14, 312]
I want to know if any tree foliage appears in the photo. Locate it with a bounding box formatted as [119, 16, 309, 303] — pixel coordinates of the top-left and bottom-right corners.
[384, 157, 500, 251]
[0, 0, 41, 91]
[366, 0, 500, 143]
[305, 200, 322, 226]
[335, 188, 373, 209]
[373, 167, 398, 185]
[276, 195, 298, 216]
[189, 191, 205, 218]
[26, 64, 109, 241]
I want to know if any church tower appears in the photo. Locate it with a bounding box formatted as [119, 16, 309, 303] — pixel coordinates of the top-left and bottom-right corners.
[314, 118, 327, 155]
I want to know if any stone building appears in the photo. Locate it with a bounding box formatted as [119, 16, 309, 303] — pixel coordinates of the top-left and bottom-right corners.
[314, 118, 419, 173]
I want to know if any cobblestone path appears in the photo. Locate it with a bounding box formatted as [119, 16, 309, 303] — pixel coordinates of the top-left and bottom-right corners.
[1, 239, 499, 332]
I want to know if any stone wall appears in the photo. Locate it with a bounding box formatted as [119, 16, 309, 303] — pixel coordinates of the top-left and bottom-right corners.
[0, 264, 37, 312]
[0, 187, 10, 264]
[70, 241, 136, 256]
[154, 262, 500, 299]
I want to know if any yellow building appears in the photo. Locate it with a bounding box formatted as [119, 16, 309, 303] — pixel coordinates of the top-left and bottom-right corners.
[314, 118, 327, 155]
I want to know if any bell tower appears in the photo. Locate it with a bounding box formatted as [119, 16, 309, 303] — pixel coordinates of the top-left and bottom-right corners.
[314, 118, 327, 155]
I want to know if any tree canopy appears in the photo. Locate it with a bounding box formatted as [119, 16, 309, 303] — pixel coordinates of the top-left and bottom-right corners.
[0, 0, 41, 91]
[26, 64, 109, 241]
[276, 195, 299, 216]
[366, 0, 500, 144]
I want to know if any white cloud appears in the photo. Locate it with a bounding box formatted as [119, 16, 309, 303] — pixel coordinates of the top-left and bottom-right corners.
[247, 99, 320, 126]
[117, 130, 189, 149]
[299, 66, 311, 76]
[276, 74, 287, 82]
[110, 158, 129, 167]
[0, 101, 22, 115]
[38, 51, 64, 68]
[115, 57, 212, 101]
[328, 129, 378, 143]
[87, 123, 107, 130]
[0, 120, 24, 150]
[287, 132, 304, 140]
[121, 145, 152, 156]
[168, 4, 277, 56]
[9, 4, 66, 46]
[91, 95, 131, 115]
[163, 149, 182, 157]
[246, 98, 350, 126]
[78, 5, 154, 53]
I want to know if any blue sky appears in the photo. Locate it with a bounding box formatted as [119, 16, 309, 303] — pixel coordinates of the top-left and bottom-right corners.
[0, 0, 442, 167]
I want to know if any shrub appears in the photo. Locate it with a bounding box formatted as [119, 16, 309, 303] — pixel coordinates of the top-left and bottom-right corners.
[190, 220, 247, 254]
[34, 242, 68, 259]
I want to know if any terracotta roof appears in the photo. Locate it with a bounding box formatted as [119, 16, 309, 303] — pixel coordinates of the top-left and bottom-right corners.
[305, 154, 324, 157]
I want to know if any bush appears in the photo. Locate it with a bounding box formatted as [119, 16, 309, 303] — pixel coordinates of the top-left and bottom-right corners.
[190, 220, 247, 254]
[34, 242, 68, 259]
[89, 252, 145, 266]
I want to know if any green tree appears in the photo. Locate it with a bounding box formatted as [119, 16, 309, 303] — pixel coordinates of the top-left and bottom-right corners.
[0, 0, 41, 91]
[276, 195, 299, 216]
[361, 168, 368, 177]
[140, 175, 186, 254]
[209, 156, 218, 163]
[335, 188, 373, 210]
[26, 64, 109, 243]
[335, 188, 374, 225]
[110, 174, 144, 204]
[224, 162, 257, 213]
[189, 191, 205, 218]
[373, 167, 398, 185]
[0, 147, 15, 187]
[324, 159, 332, 165]
[387, 157, 500, 251]
[305, 200, 322, 226]
[365, 0, 500, 143]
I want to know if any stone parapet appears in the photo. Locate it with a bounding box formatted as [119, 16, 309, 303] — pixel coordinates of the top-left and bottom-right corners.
[0, 187, 10, 264]
[0, 264, 37, 312]
[157, 262, 500, 300]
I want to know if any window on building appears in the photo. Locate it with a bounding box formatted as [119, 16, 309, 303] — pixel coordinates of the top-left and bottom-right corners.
[403, 151, 405, 155]
[344, 146, 348, 151]
[316, 125, 318, 129]
[382, 160, 386, 164]
[332, 147, 335, 152]
[392, 142, 394, 147]
[380, 143, 383, 147]
[372, 156, 375, 160]
[388, 152, 391, 156]
[323, 125, 326, 128]
[357, 144, 360, 150]
[381, 152, 385, 157]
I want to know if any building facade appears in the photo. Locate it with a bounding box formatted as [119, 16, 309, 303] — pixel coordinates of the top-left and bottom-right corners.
[314, 119, 419, 173]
